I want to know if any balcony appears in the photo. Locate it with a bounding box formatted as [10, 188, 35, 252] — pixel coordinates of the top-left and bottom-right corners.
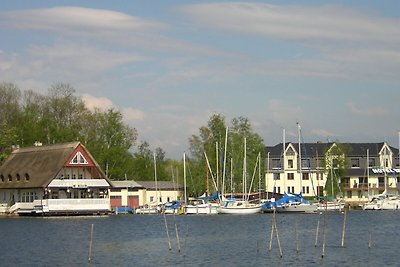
[9, 198, 110, 215]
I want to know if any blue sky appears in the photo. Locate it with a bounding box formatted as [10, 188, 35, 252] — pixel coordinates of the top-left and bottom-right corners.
[1, 1, 400, 158]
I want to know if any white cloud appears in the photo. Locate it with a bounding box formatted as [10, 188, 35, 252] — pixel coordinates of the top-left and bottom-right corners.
[180, 3, 400, 44]
[346, 102, 389, 117]
[265, 99, 303, 127]
[0, 6, 166, 33]
[122, 107, 145, 122]
[311, 128, 335, 139]
[82, 94, 114, 111]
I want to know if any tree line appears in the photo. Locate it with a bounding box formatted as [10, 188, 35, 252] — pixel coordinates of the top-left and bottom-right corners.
[0, 82, 266, 196]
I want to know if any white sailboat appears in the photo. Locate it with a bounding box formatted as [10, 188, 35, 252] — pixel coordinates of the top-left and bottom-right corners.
[317, 153, 344, 212]
[275, 123, 317, 213]
[183, 153, 219, 215]
[136, 153, 160, 214]
[363, 142, 400, 210]
[217, 137, 263, 215]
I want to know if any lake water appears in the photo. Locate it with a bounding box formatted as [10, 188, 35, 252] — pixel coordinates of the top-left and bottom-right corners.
[0, 211, 399, 267]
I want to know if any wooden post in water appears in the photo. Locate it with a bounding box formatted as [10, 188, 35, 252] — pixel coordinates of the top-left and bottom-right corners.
[321, 203, 327, 258]
[315, 211, 320, 247]
[173, 213, 181, 252]
[295, 215, 299, 253]
[269, 210, 275, 252]
[274, 211, 283, 258]
[341, 209, 347, 247]
[88, 223, 94, 262]
[163, 213, 172, 250]
[368, 232, 372, 249]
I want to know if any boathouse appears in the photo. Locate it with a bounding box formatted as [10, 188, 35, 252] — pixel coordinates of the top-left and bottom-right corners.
[0, 141, 111, 215]
[109, 180, 184, 212]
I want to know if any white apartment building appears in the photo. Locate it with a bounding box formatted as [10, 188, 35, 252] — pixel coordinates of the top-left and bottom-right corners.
[265, 142, 400, 205]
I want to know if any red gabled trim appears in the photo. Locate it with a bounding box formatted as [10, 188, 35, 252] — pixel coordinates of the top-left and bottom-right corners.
[64, 144, 95, 167]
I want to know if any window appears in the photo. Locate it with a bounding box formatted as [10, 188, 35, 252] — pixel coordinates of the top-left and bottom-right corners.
[302, 159, 310, 169]
[369, 158, 375, 167]
[302, 186, 305, 194]
[275, 187, 281, 194]
[287, 173, 294, 180]
[16, 174, 20, 182]
[302, 173, 309, 180]
[274, 173, 280, 180]
[288, 159, 293, 168]
[0, 174, 4, 182]
[272, 159, 281, 169]
[150, 196, 154, 202]
[25, 173, 30, 181]
[287, 186, 294, 193]
[8, 174, 12, 182]
[306, 186, 310, 194]
[70, 152, 88, 165]
[351, 158, 360, 168]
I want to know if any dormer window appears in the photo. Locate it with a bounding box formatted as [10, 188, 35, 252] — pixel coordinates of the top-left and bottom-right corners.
[70, 152, 88, 165]
[8, 174, 12, 182]
[25, 173, 30, 181]
[16, 173, 20, 181]
[0, 174, 4, 182]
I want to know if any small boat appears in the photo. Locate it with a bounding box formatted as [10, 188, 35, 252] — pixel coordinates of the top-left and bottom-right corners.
[317, 199, 345, 212]
[135, 203, 160, 214]
[163, 200, 183, 214]
[272, 192, 318, 213]
[184, 199, 219, 215]
[217, 199, 263, 214]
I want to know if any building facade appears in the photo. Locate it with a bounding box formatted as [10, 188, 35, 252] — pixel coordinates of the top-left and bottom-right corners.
[0, 142, 111, 215]
[109, 180, 184, 211]
[265, 142, 400, 205]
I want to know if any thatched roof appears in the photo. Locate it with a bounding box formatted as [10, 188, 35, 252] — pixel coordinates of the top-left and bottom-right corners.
[0, 142, 107, 189]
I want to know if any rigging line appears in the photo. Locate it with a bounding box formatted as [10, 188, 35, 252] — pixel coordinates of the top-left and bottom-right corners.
[299, 128, 318, 198]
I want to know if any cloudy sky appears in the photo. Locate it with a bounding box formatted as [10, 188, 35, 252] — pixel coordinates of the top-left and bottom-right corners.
[1, 1, 400, 158]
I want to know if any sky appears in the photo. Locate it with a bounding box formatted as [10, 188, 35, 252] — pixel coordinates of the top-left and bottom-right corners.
[1, 1, 400, 158]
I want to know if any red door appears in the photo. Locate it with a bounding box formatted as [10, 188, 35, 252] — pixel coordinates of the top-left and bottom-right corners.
[110, 196, 122, 208]
[127, 196, 139, 208]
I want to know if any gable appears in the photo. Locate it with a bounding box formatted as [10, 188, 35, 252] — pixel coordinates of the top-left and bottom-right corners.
[64, 145, 96, 167]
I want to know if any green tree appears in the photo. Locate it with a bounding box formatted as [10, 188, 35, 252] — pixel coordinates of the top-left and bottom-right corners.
[85, 108, 137, 179]
[323, 143, 349, 199]
[0, 82, 21, 163]
[188, 113, 265, 196]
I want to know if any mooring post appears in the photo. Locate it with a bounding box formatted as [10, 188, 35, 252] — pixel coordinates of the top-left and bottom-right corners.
[341, 209, 347, 247]
[88, 223, 94, 262]
[315, 211, 320, 247]
[163, 213, 172, 250]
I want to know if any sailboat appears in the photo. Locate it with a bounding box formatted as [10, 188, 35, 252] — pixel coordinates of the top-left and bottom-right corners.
[136, 153, 161, 214]
[182, 153, 219, 215]
[274, 123, 318, 213]
[217, 137, 263, 214]
[363, 142, 400, 210]
[317, 153, 344, 212]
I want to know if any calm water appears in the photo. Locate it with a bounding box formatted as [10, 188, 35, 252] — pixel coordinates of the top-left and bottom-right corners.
[0, 211, 399, 267]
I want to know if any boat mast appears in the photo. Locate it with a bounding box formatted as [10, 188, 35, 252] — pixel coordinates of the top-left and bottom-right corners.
[367, 149, 370, 200]
[222, 127, 228, 199]
[297, 123, 302, 195]
[283, 128, 286, 194]
[244, 137, 247, 201]
[154, 153, 159, 205]
[183, 152, 187, 205]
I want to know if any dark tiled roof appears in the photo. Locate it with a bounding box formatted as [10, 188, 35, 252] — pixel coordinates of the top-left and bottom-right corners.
[265, 142, 399, 158]
[265, 142, 331, 157]
[136, 181, 184, 190]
